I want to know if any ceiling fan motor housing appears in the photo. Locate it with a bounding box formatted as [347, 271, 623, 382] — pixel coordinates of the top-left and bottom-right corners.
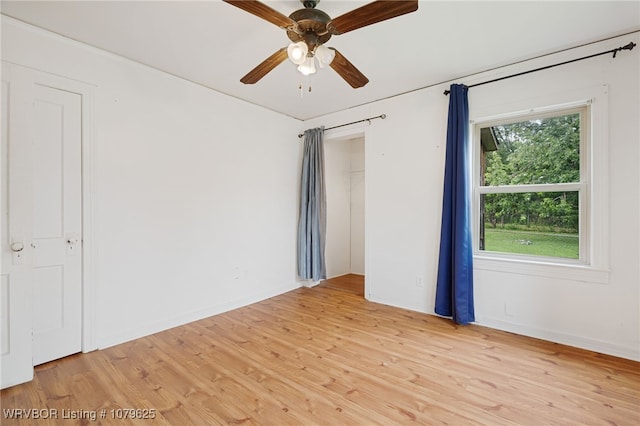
[287, 8, 332, 52]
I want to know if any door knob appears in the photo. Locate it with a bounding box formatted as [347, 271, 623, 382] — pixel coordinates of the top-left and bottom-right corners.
[10, 242, 24, 252]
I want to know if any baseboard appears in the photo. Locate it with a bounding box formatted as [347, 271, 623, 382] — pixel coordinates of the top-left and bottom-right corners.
[365, 296, 639, 361]
[327, 273, 364, 278]
[476, 316, 640, 362]
[97, 282, 301, 350]
[97, 285, 639, 362]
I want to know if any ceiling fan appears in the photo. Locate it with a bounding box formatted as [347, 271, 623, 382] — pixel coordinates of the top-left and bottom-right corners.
[223, 0, 419, 88]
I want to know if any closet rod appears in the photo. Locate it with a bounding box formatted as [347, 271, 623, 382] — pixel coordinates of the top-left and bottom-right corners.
[298, 114, 386, 138]
[443, 41, 636, 95]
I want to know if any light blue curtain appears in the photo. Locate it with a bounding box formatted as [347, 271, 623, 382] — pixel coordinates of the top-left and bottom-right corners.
[435, 84, 475, 325]
[297, 127, 327, 282]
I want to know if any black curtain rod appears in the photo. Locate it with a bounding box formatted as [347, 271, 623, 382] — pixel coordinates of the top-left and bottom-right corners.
[298, 114, 386, 138]
[443, 41, 636, 95]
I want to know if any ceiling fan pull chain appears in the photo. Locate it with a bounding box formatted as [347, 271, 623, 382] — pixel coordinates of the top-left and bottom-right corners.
[299, 83, 304, 99]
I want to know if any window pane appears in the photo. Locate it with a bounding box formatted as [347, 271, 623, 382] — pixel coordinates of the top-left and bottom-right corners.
[483, 113, 580, 186]
[480, 192, 579, 259]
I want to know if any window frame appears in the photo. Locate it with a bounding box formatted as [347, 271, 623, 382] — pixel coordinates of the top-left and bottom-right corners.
[474, 106, 589, 264]
[469, 85, 609, 284]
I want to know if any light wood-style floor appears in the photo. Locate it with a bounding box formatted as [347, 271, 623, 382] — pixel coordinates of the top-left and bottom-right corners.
[318, 274, 365, 296]
[2, 280, 639, 425]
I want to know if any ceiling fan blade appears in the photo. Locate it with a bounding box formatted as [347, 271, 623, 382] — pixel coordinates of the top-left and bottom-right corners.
[223, 0, 299, 31]
[327, 0, 418, 35]
[328, 48, 369, 88]
[240, 48, 288, 84]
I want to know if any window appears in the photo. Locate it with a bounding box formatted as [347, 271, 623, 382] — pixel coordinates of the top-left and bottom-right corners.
[475, 106, 588, 263]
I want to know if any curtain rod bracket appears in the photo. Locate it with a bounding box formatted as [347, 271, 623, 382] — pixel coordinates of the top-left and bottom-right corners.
[613, 41, 636, 58]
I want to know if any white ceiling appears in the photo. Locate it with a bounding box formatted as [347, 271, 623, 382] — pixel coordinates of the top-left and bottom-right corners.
[2, 1, 639, 120]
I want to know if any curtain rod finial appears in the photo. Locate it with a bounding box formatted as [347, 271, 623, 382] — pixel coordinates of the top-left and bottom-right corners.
[613, 41, 636, 58]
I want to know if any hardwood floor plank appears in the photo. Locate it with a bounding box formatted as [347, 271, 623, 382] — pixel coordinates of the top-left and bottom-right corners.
[2, 286, 638, 425]
[194, 316, 386, 425]
[242, 293, 554, 424]
[318, 274, 365, 296]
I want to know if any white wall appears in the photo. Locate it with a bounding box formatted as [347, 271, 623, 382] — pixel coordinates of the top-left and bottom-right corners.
[350, 139, 365, 275]
[304, 34, 640, 361]
[324, 138, 351, 278]
[2, 17, 302, 349]
[324, 137, 365, 278]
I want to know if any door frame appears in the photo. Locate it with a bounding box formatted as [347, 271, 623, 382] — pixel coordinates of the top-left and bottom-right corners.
[3, 61, 97, 356]
[323, 126, 368, 299]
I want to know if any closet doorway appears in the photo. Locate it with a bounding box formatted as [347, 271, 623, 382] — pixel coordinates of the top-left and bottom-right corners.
[322, 136, 365, 296]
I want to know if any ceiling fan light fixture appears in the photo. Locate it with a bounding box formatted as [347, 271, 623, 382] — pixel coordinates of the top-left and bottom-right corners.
[297, 55, 317, 75]
[287, 41, 308, 65]
[315, 44, 335, 68]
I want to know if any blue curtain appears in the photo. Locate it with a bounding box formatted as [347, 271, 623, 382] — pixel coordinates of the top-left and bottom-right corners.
[297, 127, 327, 282]
[435, 84, 475, 325]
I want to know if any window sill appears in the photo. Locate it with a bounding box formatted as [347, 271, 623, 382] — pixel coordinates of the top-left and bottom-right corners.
[473, 254, 609, 284]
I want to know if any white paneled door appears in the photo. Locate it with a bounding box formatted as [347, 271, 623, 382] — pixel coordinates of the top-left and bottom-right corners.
[31, 84, 82, 366]
[1, 65, 83, 388]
